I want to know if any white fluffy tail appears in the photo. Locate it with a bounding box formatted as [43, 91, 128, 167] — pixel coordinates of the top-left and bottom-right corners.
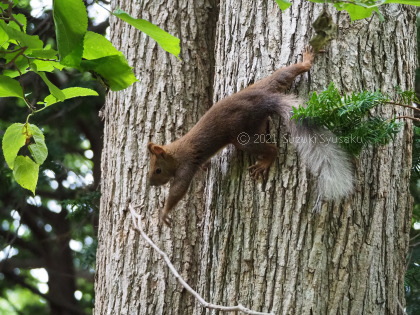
[276, 95, 354, 200]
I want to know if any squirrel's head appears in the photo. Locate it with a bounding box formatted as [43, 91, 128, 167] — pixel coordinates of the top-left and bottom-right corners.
[147, 142, 177, 186]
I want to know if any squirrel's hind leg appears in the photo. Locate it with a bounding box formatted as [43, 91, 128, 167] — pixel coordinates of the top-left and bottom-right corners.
[237, 142, 277, 180]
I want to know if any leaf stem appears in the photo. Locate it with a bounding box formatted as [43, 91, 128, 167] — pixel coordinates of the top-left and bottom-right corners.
[25, 113, 32, 125]
[94, 1, 112, 14]
[33, 106, 46, 114]
[1, 47, 26, 54]
[23, 55, 59, 62]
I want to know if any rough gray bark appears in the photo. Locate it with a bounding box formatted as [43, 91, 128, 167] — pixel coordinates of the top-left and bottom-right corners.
[95, 1, 416, 314]
[94, 0, 217, 314]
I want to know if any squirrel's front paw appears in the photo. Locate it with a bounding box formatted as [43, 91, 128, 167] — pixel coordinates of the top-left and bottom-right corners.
[248, 163, 270, 180]
[303, 46, 314, 64]
[159, 210, 172, 227]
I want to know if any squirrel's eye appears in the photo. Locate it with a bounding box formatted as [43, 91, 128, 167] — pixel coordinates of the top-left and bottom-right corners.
[155, 168, 162, 174]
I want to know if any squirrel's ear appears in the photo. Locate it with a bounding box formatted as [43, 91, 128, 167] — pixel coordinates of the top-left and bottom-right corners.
[148, 142, 166, 156]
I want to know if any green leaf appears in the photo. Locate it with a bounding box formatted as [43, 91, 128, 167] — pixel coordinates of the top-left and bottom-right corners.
[334, 3, 377, 20]
[2, 56, 29, 78]
[28, 49, 58, 59]
[2, 123, 26, 169]
[27, 124, 48, 165]
[31, 59, 63, 72]
[0, 75, 24, 98]
[13, 155, 39, 194]
[44, 87, 99, 106]
[80, 31, 137, 90]
[81, 55, 138, 91]
[0, 22, 9, 47]
[0, 20, 43, 49]
[53, 0, 87, 67]
[37, 72, 66, 102]
[113, 9, 180, 58]
[3, 49, 22, 64]
[28, 49, 63, 72]
[26, 49, 62, 72]
[9, 14, 27, 31]
[385, 0, 420, 5]
[83, 31, 122, 59]
[274, 0, 292, 10]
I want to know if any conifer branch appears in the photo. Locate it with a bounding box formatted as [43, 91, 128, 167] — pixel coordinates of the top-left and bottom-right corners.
[290, 83, 417, 156]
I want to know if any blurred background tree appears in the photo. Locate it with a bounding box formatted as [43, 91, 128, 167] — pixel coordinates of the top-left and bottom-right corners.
[0, 0, 108, 313]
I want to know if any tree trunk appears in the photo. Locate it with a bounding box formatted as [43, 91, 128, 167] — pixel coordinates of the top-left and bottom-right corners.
[94, 0, 217, 314]
[95, 1, 416, 314]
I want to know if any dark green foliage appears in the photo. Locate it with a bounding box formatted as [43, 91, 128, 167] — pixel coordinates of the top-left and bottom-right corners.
[407, 126, 420, 315]
[291, 83, 403, 155]
[61, 191, 100, 221]
[0, 1, 106, 313]
[78, 238, 97, 270]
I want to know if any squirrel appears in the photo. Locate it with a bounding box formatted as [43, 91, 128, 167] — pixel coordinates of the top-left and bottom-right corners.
[147, 47, 354, 226]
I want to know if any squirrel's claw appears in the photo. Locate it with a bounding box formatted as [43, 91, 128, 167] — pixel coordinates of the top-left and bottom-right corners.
[303, 46, 315, 65]
[248, 164, 269, 180]
[159, 210, 172, 227]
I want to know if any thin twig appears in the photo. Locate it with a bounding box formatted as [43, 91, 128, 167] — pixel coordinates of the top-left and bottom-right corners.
[409, 241, 420, 248]
[5, 46, 27, 66]
[95, 0, 112, 14]
[5, 1, 24, 31]
[1, 47, 26, 54]
[128, 204, 274, 315]
[395, 116, 420, 122]
[409, 232, 420, 242]
[386, 101, 420, 113]
[406, 248, 413, 271]
[396, 298, 407, 315]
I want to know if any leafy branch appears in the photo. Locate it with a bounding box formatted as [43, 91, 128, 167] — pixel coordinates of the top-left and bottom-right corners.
[275, 0, 420, 21]
[0, 0, 24, 31]
[291, 83, 417, 156]
[0, 0, 181, 193]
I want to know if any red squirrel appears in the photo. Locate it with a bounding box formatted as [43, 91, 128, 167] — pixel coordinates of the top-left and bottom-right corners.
[148, 47, 353, 226]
